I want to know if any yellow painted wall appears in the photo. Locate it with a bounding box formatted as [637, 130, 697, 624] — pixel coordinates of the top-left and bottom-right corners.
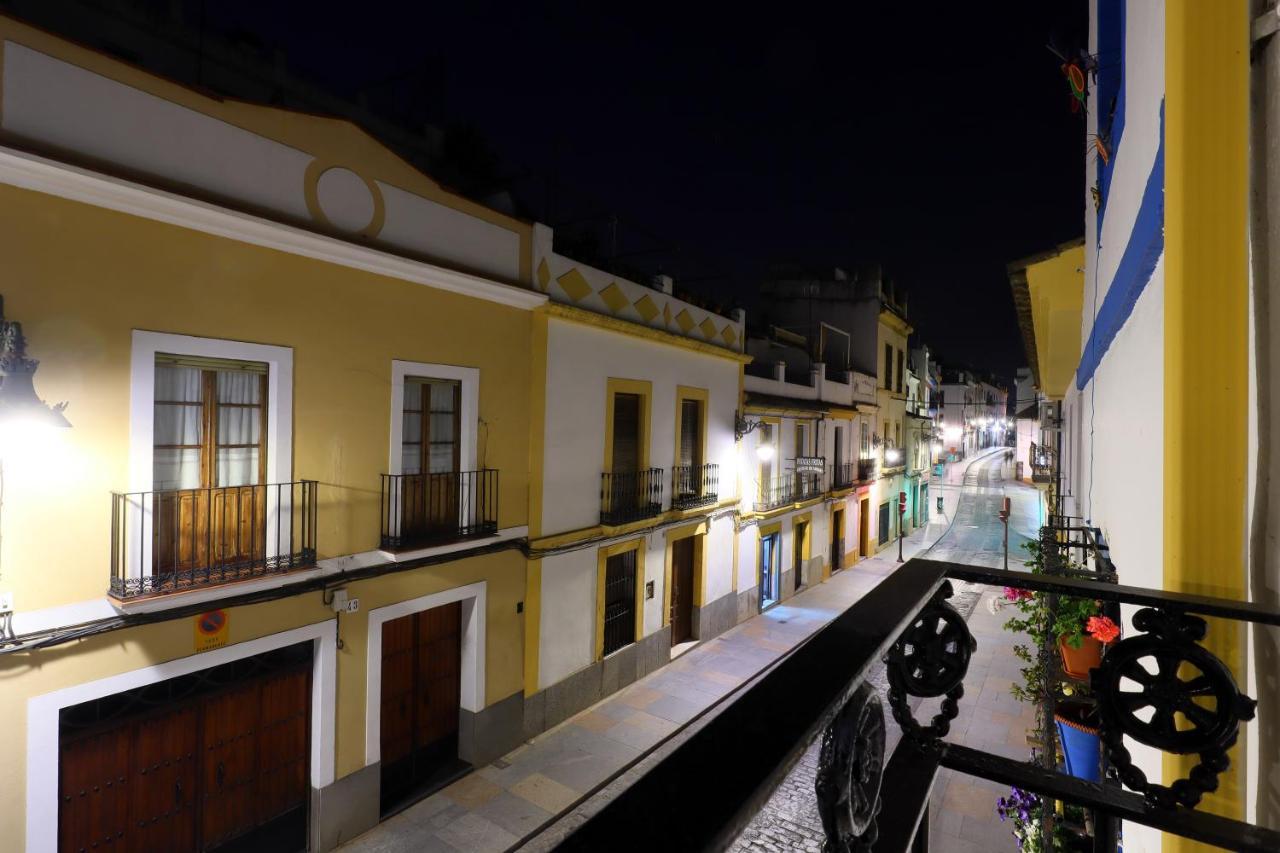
[0, 183, 532, 613]
[1026, 244, 1085, 399]
[1163, 1, 1249, 844]
[0, 545, 525, 844]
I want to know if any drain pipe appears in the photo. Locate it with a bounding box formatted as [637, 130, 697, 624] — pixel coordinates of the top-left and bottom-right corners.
[1250, 0, 1280, 827]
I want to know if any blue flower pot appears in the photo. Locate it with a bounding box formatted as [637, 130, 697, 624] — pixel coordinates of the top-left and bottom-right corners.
[1055, 700, 1102, 782]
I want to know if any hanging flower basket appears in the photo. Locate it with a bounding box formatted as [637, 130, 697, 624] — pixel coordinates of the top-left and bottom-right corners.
[1054, 700, 1102, 782]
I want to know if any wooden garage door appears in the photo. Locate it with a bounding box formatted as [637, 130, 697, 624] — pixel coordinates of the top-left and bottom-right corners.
[380, 601, 463, 810]
[59, 653, 309, 853]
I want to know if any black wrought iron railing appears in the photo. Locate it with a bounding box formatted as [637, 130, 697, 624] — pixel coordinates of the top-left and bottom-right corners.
[110, 480, 318, 600]
[832, 461, 855, 489]
[671, 463, 719, 510]
[379, 469, 498, 551]
[858, 456, 877, 482]
[1031, 441, 1056, 484]
[756, 471, 824, 511]
[755, 475, 795, 511]
[521, 551, 1280, 852]
[795, 469, 825, 500]
[601, 468, 664, 525]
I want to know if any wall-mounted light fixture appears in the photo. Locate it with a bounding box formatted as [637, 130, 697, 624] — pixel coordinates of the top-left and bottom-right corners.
[0, 296, 70, 432]
[0, 296, 70, 642]
[734, 409, 767, 441]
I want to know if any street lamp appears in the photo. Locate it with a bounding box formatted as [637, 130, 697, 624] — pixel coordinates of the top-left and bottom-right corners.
[756, 443, 775, 462]
[0, 296, 70, 642]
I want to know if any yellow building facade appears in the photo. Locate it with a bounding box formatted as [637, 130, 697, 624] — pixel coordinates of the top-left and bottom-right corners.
[0, 17, 544, 850]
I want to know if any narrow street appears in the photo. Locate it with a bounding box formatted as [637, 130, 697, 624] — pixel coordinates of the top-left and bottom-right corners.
[339, 450, 1022, 853]
[732, 447, 1040, 853]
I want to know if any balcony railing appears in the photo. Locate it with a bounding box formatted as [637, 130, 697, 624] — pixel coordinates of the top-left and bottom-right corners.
[833, 458, 878, 489]
[755, 475, 795, 512]
[380, 469, 498, 551]
[795, 469, 825, 500]
[756, 471, 824, 511]
[671, 463, 719, 510]
[601, 468, 664, 525]
[1031, 441, 1056, 483]
[523, 537, 1280, 853]
[832, 461, 854, 489]
[110, 480, 318, 600]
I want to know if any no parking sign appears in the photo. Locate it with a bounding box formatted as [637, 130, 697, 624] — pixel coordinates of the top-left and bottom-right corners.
[194, 609, 229, 652]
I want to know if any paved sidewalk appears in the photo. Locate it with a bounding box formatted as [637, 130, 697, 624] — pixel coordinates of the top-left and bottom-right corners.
[339, 519, 945, 852]
[922, 587, 1037, 852]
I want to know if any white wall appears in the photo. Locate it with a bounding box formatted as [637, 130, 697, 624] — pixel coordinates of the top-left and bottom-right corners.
[540, 317, 740, 536]
[705, 515, 736, 604]
[1074, 3, 1166, 848]
[537, 548, 597, 688]
[0, 41, 522, 283]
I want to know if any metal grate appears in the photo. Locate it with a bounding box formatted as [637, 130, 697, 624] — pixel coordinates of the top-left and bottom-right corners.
[110, 480, 318, 599]
[602, 549, 637, 657]
[380, 469, 498, 550]
[601, 468, 664, 524]
[672, 463, 719, 510]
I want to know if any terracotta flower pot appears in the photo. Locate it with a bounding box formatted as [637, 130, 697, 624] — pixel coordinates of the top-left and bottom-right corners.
[1058, 634, 1103, 679]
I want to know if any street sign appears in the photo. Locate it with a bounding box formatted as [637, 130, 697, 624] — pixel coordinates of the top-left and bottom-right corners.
[898, 491, 907, 513]
[794, 455, 825, 473]
[194, 609, 229, 652]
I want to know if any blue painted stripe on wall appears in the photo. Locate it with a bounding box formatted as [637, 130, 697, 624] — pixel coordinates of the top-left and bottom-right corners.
[1076, 102, 1164, 391]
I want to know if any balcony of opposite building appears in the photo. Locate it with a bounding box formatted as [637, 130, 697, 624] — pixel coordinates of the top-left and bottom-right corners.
[110, 480, 318, 600]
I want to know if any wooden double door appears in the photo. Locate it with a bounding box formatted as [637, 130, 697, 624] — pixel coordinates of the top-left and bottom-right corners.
[58, 657, 310, 853]
[380, 602, 464, 811]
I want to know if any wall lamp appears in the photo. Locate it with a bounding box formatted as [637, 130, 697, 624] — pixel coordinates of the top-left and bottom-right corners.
[0, 295, 69, 642]
[0, 296, 70, 431]
[735, 410, 767, 441]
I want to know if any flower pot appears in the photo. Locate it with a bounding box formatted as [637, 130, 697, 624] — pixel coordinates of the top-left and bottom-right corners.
[1054, 700, 1102, 782]
[1057, 634, 1103, 679]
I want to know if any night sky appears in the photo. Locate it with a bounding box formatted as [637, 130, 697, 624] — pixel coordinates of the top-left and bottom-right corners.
[205, 1, 1087, 381]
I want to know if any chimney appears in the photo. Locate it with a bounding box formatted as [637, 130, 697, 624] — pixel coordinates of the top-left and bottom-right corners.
[653, 274, 674, 295]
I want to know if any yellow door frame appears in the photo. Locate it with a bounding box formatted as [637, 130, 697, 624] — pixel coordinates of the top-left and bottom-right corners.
[662, 519, 708, 629]
[595, 538, 646, 660]
[603, 378, 653, 472]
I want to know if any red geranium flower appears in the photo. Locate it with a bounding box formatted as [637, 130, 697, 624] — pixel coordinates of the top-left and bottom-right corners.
[1086, 615, 1120, 644]
[1003, 586, 1033, 602]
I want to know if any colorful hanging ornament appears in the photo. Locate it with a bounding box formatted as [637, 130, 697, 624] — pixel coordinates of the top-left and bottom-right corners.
[1063, 61, 1088, 108]
[1093, 136, 1109, 166]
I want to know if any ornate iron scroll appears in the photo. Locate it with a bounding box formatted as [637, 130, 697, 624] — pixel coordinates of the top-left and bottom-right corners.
[1092, 608, 1257, 809]
[816, 681, 886, 853]
[884, 581, 976, 743]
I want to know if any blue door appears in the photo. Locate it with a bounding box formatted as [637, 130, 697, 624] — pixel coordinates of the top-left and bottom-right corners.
[759, 532, 781, 608]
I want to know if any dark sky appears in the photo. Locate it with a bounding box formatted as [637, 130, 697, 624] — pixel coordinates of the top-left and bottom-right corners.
[207, 1, 1087, 381]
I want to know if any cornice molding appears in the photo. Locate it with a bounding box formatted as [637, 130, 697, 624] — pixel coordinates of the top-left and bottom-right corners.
[0, 145, 548, 311]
